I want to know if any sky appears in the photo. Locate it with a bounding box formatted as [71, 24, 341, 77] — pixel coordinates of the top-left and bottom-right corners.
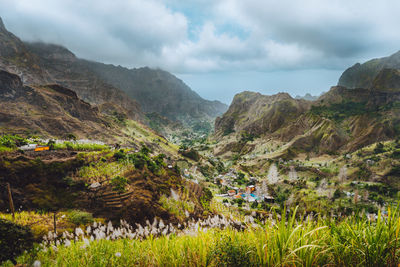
[1, 0, 399, 104]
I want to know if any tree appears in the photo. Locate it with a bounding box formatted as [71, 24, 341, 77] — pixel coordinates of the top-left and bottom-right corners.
[66, 133, 77, 141]
[140, 145, 152, 156]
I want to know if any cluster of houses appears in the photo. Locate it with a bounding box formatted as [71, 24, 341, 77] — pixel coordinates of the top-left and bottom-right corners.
[19, 143, 49, 151]
[214, 169, 275, 203]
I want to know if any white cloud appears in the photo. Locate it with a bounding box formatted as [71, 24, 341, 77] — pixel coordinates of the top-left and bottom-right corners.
[0, 0, 188, 66]
[0, 0, 399, 74]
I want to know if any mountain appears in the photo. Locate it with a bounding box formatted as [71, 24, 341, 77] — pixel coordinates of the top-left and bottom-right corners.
[295, 93, 319, 101]
[213, 57, 400, 159]
[0, 69, 186, 160]
[0, 70, 112, 139]
[214, 91, 311, 138]
[0, 20, 143, 122]
[83, 62, 228, 122]
[338, 50, 400, 89]
[0, 17, 227, 129]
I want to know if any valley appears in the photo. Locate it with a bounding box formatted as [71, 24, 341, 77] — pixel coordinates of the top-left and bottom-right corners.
[0, 15, 400, 267]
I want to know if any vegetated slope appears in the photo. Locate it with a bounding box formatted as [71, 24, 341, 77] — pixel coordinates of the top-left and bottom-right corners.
[84, 62, 228, 123]
[0, 18, 143, 122]
[0, 147, 209, 226]
[213, 67, 400, 159]
[338, 50, 400, 89]
[0, 69, 183, 159]
[0, 17, 227, 129]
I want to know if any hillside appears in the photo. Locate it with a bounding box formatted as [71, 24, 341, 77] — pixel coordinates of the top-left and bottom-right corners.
[213, 68, 400, 160]
[0, 17, 227, 131]
[0, 19, 143, 122]
[338, 50, 400, 89]
[83, 62, 228, 123]
[0, 70, 110, 139]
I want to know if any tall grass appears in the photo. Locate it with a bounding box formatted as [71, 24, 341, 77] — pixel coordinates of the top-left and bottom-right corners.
[5, 207, 400, 266]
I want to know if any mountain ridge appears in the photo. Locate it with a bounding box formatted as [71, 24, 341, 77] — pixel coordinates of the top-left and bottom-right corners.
[338, 50, 400, 89]
[213, 54, 400, 159]
[0, 17, 227, 133]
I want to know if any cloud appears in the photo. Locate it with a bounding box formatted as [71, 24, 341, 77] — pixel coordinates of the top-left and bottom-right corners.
[0, 0, 188, 66]
[0, 0, 399, 74]
[214, 0, 400, 62]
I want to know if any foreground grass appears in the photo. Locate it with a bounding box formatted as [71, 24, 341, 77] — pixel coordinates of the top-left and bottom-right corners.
[5, 207, 400, 267]
[0, 211, 103, 240]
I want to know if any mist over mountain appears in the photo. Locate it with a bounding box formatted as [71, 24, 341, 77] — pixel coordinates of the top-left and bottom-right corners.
[0, 17, 227, 132]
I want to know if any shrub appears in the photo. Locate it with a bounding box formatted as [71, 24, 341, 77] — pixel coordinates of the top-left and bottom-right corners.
[389, 165, 400, 176]
[390, 150, 400, 159]
[67, 210, 94, 225]
[251, 200, 259, 209]
[0, 218, 34, 264]
[374, 142, 385, 154]
[66, 133, 77, 141]
[113, 149, 126, 161]
[200, 187, 213, 210]
[209, 233, 253, 267]
[0, 134, 28, 148]
[333, 189, 342, 199]
[111, 175, 128, 193]
[240, 132, 256, 143]
[140, 145, 152, 156]
[128, 152, 150, 170]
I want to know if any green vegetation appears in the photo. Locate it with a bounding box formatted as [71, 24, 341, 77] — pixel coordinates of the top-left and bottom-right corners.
[5, 207, 400, 266]
[110, 176, 128, 193]
[309, 101, 371, 121]
[240, 132, 256, 143]
[66, 210, 94, 225]
[53, 141, 108, 151]
[159, 194, 195, 219]
[0, 134, 28, 151]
